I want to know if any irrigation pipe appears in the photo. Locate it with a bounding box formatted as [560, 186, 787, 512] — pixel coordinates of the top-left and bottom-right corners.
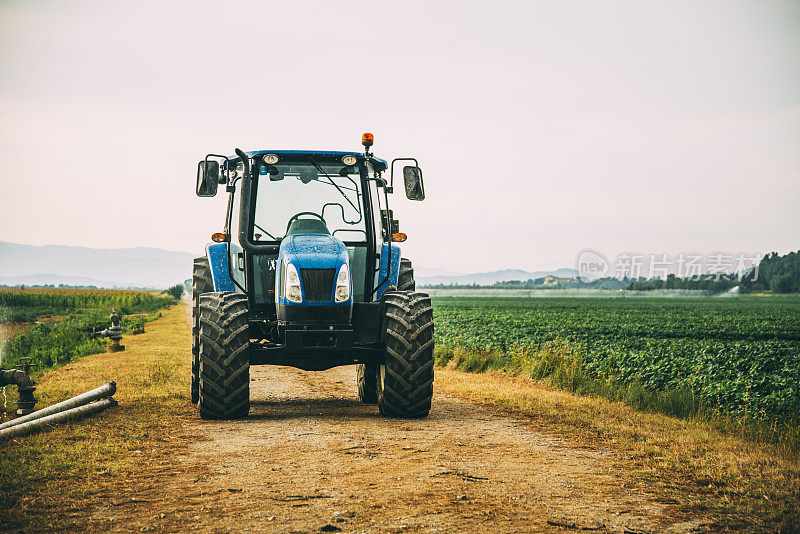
[0, 381, 116, 431]
[0, 397, 117, 442]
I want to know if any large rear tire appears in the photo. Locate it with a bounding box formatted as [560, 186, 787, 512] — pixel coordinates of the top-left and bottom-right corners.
[357, 364, 379, 404]
[191, 257, 214, 404]
[378, 291, 434, 418]
[398, 258, 415, 291]
[198, 292, 250, 420]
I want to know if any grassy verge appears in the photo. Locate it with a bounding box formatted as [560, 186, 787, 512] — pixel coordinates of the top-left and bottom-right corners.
[435, 341, 800, 458]
[0, 301, 194, 532]
[435, 367, 800, 531]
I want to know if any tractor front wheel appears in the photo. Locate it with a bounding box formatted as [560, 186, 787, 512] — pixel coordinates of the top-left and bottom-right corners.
[378, 291, 434, 418]
[198, 292, 250, 419]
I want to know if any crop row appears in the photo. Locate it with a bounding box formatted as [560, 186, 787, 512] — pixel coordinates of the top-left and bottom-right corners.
[0, 289, 173, 324]
[0, 288, 170, 313]
[431, 296, 800, 423]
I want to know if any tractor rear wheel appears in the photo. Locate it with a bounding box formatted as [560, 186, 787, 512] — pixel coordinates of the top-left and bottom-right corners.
[378, 291, 434, 418]
[191, 257, 214, 404]
[197, 292, 250, 419]
[357, 364, 379, 404]
[398, 258, 415, 291]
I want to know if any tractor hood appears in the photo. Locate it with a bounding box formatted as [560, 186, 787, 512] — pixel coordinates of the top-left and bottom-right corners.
[275, 233, 352, 320]
[280, 234, 348, 269]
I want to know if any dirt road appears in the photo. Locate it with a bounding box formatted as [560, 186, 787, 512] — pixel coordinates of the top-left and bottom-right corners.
[85, 308, 703, 534]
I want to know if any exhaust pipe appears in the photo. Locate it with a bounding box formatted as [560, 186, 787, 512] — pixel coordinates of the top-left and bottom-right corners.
[0, 397, 117, 442]
[0, 381, 116, 431]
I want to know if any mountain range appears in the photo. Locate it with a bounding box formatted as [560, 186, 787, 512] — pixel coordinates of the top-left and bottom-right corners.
[0, 241, 576, 289]
[0, 241, 194, 288]
[416, 268, 577, 286]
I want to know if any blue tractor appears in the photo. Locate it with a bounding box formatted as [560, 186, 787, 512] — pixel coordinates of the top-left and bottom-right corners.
[192, 134, 433, 419]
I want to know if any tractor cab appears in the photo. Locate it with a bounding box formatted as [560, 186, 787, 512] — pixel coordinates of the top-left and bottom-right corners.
[191, 134, 434, 420]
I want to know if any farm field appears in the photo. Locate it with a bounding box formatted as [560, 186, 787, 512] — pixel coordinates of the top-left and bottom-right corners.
[432, 294, 800, 449]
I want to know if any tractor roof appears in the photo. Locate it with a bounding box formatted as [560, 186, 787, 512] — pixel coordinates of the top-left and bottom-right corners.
[226, 150, 387, 172]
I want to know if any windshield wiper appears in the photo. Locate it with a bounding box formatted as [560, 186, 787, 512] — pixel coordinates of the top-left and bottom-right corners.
[308, 158, 362, 223]
[253, 223, 277, 240]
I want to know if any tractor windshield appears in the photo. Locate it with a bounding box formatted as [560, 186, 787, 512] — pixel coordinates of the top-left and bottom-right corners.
[252, 161, 366, 242]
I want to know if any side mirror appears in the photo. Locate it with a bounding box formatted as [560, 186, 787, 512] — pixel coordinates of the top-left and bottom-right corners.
[403, 166, 425, 201]
[196, 160, 220, 197]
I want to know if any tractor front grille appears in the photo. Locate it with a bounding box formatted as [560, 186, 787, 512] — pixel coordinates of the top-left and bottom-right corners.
[300, 268, 336, 302]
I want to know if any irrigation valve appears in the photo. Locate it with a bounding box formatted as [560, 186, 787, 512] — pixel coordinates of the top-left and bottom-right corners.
[93, 311, 126, 353]
[16, 359, 37, 415]
[0, 358, 38, 415]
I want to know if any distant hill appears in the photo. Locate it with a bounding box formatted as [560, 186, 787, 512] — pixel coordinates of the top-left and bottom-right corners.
[0, 273, 118, 288]
[0, 241, 194, 289]
[0, 240, 578, 290]
[418, 268, 578, 286]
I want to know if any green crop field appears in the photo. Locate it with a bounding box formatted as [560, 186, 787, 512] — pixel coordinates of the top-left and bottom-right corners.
[432, 295, 800, 442]
[0, 288, 174, 377]
[0, 288, 171, 324]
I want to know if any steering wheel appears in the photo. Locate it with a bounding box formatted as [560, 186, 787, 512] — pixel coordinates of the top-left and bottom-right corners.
[285, 212, 326, 234]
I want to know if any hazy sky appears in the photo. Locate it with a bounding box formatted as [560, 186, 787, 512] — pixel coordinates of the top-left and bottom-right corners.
[1, 0, 798, 272]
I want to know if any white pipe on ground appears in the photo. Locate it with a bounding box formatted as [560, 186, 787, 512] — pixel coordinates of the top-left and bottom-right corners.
[0, 381, 116, 431]
[0, 397, 117, 442]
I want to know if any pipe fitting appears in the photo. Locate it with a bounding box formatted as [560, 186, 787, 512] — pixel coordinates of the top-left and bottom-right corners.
[0, 369, 35, 389]
[0, 359, 38, 415]
[92, 311, 126, 352]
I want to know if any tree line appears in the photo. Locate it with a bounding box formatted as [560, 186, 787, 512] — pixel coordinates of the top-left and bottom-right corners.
[740, 250, 800, 294]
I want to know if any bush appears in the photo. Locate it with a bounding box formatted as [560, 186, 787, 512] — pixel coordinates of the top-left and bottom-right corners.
[166, 285, 184, 300]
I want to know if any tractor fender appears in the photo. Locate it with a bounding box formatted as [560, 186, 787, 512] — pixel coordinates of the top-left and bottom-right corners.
[205, 243, 236, 292]
[376, 243, 402, 298]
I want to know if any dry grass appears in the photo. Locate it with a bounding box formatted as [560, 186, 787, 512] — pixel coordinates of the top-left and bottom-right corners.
[435, 367, 800, 531]
[0, 301, 196, 532]
[436, 341, 800, 456]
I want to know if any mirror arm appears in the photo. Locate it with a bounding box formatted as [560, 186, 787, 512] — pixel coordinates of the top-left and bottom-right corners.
[206, 153, 230, 183]
[389, 157, 419, 189]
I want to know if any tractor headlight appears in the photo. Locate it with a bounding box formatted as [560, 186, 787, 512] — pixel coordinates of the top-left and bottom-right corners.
[335, 264, 350, 302]
[342, 155, 357, 166]
[284, 263, 303, 303]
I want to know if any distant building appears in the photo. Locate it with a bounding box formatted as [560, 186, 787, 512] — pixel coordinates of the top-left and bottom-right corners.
[542, 275, 572, 286]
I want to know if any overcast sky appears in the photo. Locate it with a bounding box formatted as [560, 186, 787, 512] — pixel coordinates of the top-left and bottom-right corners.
[1, 0, 798, 272]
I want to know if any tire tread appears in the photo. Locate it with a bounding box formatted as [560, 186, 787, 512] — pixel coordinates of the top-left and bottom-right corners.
[378, 290, 434, 418]
[197, 292, 250, 419]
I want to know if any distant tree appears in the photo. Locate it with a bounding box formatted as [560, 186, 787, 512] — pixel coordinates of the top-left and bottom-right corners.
[743, 250, 800, 294]
[166, 284, 184, 300]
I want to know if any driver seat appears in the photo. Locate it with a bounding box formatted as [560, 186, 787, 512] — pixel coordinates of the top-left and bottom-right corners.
[286, 218, 330, 236]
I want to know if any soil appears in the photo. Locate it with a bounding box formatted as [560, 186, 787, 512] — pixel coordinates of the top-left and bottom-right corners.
[82, 307, 707, 534]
